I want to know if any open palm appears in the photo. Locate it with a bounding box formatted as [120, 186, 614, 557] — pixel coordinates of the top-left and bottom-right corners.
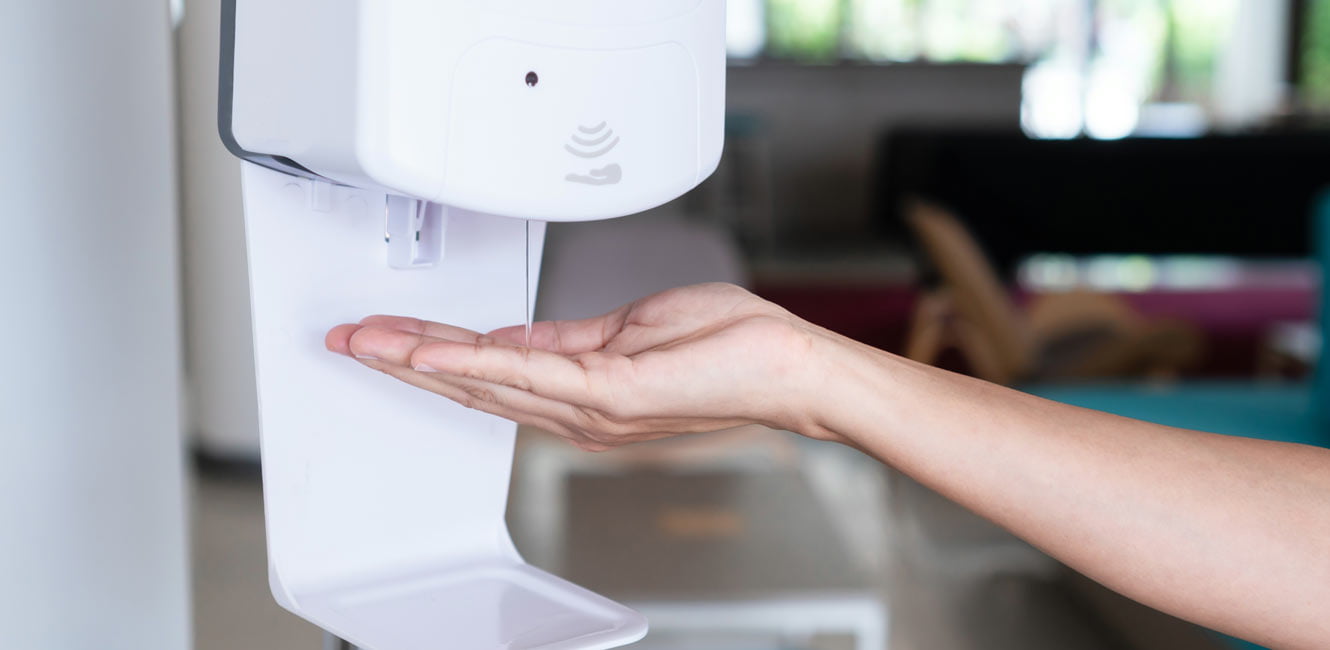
[326, 283, 829, 450]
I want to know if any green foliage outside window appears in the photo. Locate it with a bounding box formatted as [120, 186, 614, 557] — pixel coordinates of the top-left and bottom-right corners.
[766, 0, 845, 61]
[914, 0, 1014, 62]
[756, 0, 1233, 110]
[1302, 0, 1330, 108]
[845, 0, 922, 62]
[767, 0, 1025, 64]
[1167, 0, 1236, 101]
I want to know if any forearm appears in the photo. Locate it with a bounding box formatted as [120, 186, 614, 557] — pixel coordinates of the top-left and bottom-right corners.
[804, 332, 1330, 650]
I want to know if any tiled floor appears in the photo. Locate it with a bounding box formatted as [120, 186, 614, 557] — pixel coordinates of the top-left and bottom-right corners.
[192, 429, 1217, 650]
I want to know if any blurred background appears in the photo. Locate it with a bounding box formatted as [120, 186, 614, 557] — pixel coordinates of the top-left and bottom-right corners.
[4, 0, 1328, 648]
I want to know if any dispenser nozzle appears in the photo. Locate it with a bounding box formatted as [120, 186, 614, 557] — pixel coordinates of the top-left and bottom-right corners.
[385, 196, 445, 269]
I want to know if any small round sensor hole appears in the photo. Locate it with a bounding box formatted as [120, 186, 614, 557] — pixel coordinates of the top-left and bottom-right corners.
[525, 71, 539, 87]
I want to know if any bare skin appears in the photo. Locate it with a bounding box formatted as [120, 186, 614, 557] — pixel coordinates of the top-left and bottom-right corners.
[326, 283, 1330, 650]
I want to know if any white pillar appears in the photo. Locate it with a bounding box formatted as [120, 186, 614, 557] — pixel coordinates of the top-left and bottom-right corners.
[0, 1, 190, 648]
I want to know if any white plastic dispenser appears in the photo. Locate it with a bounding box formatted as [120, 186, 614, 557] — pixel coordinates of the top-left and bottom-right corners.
[221, 1, 726, 648]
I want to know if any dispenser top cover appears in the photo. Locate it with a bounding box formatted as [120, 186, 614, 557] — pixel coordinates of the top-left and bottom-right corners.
[220, 0, 727, 222]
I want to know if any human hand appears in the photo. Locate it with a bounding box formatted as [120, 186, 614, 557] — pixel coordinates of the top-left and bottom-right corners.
[325, 283, 835, 451]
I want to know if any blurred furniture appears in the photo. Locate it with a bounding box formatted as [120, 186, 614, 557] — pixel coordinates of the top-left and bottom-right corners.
[562, 471, 887, 650]
[755, 259, 1314, 379]
[1026, 192, 1328, 440]
[903, 200, 1203, 385]
[1258, 321, 1321, 377]
[1, 1, 190, 647]
[878, 130, 1330, 276]
[511, 426, 803, 571]
[1025, 193, 1330, 650]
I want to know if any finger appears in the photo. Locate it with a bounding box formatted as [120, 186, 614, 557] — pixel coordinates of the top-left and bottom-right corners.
[429, 369, 750, 440]
[562, 403, 749, 439]
[360, 358, 585, 442]
[359, 315, 482, 344]
[428, 373, 587, 434]
[411, 340, 621, 409]
[326, 323, 362, 356]
[347, 326, 442, 366]
[374, 361, 626, 452]
[328, 317, 480, 357]
[347, 330, 594, 425]
[346, 330, 639, 435]
[434, 376, 647, 451]
[358, 354, 745, 447]
[487, 304, 632, 354]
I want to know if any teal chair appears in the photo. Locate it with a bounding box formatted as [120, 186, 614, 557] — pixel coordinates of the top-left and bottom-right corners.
[1023, 192, 1329, 650]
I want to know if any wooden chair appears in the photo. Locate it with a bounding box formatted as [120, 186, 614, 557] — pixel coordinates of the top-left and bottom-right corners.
[903, 199, 1203, 385]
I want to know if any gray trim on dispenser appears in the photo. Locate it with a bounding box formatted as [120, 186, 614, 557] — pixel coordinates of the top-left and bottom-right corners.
[218, 0, 330, 182]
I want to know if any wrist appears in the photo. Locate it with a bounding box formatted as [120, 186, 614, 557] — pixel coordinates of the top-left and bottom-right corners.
[787, 328, 879, 444]
[795, 326, 932, 453]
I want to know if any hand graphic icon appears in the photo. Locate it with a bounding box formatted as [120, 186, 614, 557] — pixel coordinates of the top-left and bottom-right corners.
[566, 163, 623, 186]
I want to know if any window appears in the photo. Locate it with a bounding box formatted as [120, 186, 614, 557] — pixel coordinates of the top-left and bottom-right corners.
[737, 0, 1072, 64]
[729, 0, 1245, 138]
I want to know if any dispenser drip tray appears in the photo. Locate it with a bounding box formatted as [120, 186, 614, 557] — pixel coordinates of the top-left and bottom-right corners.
[300, 562, 647, 650]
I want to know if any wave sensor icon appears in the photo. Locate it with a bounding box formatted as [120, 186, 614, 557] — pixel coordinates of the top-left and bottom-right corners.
[565, 122, 620, 158]
[565, 121, 622, 186]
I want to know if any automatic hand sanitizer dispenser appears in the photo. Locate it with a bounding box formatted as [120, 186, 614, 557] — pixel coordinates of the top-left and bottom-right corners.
[218, 2, 725, 648]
